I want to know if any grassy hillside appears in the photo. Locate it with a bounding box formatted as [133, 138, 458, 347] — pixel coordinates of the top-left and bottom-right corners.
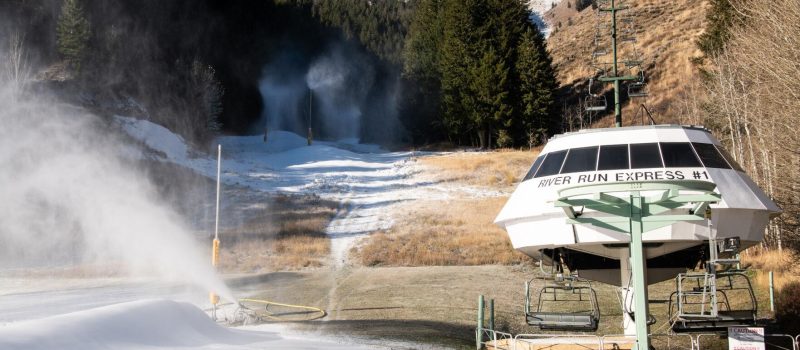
[546, 0, 709, 126]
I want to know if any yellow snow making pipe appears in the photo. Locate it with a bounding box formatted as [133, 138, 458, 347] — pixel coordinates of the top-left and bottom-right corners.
[238, 298, 327, 321]
[209, 238, 221, 306]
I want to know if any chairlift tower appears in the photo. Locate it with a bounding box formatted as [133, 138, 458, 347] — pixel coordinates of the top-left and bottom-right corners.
[587, 0, 648, 126]
[598, 0, 638, 127]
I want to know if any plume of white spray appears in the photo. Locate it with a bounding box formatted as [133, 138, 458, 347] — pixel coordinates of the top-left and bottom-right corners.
[0, 57, 234, 303]
[305, 48, 370, 141]
[258, 77, 306, 134]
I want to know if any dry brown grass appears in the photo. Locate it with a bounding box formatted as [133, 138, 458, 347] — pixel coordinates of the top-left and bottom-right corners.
[353, 197, 532, 266]
[219, 194, 337, 272]
[547, 0, 709, 124]
[741, 248, 800, 291]
[419, 149, 539, 190]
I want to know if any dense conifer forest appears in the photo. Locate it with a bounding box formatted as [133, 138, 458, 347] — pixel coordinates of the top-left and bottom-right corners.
[1, 0, 559, 148]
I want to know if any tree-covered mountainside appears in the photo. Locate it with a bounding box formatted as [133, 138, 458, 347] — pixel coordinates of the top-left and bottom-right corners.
[2, 0, 559, 148]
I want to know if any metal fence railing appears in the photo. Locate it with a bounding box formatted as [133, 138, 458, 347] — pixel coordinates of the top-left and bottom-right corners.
[477, 328, 513, 350]
[476, 328, 800, 350]
[515, 334, 602, 350]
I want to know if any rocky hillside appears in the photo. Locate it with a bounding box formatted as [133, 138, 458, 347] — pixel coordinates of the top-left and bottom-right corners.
[546, 0, 709, 126]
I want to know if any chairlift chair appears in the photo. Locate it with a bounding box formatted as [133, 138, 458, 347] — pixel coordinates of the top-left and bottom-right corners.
[525, 273, 600, 331]
[623, 59, 643, 68]
[669, 271, 759, 333]
[592, 49, 608, 58]
[668, 236, 761, 333]
[585, 78, 608, 112]
[628, 70, 648, 98]
[585, 95, 608, 113]
[628, 83, 648, 98]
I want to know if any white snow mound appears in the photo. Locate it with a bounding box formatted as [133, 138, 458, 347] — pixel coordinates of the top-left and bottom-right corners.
[0, 299, 270, 350]
[115, 116, 190, 161]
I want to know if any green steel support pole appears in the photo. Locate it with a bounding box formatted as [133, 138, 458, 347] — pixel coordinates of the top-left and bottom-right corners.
[629, 194, 651, 350]
[611, 0, 622, 127]
[477, 295, 484, 350]
[489, 299, 495, 331]
[769, 271, 775, 312]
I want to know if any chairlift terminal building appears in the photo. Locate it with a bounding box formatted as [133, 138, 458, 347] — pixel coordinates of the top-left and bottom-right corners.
[495, 125, 781, 285]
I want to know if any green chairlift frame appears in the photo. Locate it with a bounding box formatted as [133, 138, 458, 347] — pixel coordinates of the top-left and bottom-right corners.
[554, 180, 721, 350]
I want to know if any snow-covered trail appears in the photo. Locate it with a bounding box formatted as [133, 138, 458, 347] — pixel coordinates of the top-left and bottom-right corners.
[117, 116, 499, 267]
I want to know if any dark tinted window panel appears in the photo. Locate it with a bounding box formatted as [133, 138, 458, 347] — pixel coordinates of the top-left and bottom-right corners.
[523, 155, 546, 181]
[715, 145, 745, 172]
[630, 143, 664, 169]
[561, 146, 599, 174]
[535, 150, 568, 177]
[597, 144, 630, 170]
[692, 142, 731, 169]
[660, 142, 702, 167]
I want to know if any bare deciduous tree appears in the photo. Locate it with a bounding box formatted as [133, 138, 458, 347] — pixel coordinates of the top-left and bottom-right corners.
[2, 32, 31, 99]
[702, 0, 800, 250]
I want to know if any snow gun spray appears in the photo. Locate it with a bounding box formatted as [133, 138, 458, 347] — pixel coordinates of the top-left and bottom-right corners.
[210, 145, 222, 318]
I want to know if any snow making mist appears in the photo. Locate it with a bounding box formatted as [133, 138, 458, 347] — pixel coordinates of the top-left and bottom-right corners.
[0, 72, 234, 302]
[256, 44, 377, 141]
[257, 52, 309, 135]
[305, 47, 374, 141]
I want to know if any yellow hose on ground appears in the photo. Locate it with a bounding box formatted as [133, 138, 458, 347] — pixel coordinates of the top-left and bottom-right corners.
[238, 298, 327, 321]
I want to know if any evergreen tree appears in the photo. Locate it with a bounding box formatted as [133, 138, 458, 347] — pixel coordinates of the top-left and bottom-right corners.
[438, 0, 475, 142]
[311, 0, 415, 64]
[403, 0, 442, 81]
[56, 0, 91, 72]
[485, 0, 530, 147]
[517, 27, 557, 146]
[469, 45, 511, 148]
[401, 0, 445, 143]
[190, 61, 224, 135]
[408, 0, 559, 147]
[697, 0, 736, 57]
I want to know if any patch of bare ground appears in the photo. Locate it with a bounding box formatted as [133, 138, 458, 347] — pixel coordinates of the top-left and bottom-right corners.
[238, 265, 535, 349]
[234, 265, 773, 349]
[418, 149, 539, 191]
[352, 198, 532, 267]
[219, 194, 338, 273]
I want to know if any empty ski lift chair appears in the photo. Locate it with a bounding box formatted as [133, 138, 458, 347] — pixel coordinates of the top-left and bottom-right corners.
[620, 25, 637, 42]
[585, 78, 607, 113]
[628, 70, 648, 98]
[592, 49, 608, 58]
[669, 237, 760, 333]
[525, 274, 600, 331]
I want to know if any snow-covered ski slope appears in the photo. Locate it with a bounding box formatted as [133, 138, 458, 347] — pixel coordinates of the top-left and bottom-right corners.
[0, 299, 373, 350]
[116, 116, 500, 266]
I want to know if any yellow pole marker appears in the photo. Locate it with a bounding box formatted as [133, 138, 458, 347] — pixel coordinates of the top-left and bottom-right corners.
[210, 144, 222, 308]
[210, 237, 220, 305]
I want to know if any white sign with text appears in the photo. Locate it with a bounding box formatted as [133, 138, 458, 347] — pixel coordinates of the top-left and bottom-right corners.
[728, 327, 765, 350]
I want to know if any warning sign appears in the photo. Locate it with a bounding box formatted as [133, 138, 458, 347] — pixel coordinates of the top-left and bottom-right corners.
[728, 327, 764, 350]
